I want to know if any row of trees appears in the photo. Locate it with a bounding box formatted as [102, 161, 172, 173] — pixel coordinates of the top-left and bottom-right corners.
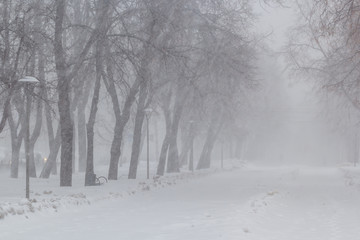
[287, 0, 360, 164]
[0, 0, 261, 186]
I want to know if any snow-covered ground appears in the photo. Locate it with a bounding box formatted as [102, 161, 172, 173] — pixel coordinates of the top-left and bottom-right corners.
[1, 162, 360, 240]
[0, 159, 240, 220]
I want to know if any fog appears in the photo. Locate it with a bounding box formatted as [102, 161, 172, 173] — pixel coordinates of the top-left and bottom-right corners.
[243, 55, 348, 167]
[239, 3, 351, 167]
[0, 0, 356, 181]
[3, 1, 360, 239]
[245, 77, 348, 166]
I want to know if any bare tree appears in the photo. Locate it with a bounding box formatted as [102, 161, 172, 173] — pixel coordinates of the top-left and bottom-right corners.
[85, 0, 111, 185]
[54, 0, 111, 186]
[286, 0, 360, 153]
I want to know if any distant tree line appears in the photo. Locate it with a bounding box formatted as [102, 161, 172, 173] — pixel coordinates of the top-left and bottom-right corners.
[0, 0, 262, 186]
[287, 0, 360, 165]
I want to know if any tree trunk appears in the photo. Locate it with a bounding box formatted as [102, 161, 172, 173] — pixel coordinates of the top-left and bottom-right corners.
[85, 33, 103, 185]
[10, 145, 22, 178]
[28, 91, 43, 178]
[54, 0, 73, 186]
[72, 119, 76, 173]
[106, 15, 158, 179]
[196, 114, 224, 170]
[128, 82, 147, 179]
[57, 75, 74, 186]
[166, 128, 180, 173]
[77, 108, 87, 172]
[179, 122, 196, 167]
[179, 130, 190, 167]
[156, 97, 172, 176]
[40, 126, 61, 178]
[28, 18, 46, 176]
[166, 90, 185, 173]
[107, 120, 123, 180]
[8, 109, 25, 178]
[75, 63, 94, 173]
[0, 0, 11, 134]
[84, 77, 101, 185]
[72, 1, 92, 173]
[54, 0, 111, 186]
[157, 134, 170, 176]
[102, 51, 123, 180]
[196, 135, 214, 170]
[29, 146, 37, 177]
[154, 117, 159, 161]
[28, 146, 37, 178]
[105, 70, 141, 180]
[39, 79, 61, 178]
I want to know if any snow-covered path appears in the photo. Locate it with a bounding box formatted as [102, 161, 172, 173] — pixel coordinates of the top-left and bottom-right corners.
[1, 166, 360, 240]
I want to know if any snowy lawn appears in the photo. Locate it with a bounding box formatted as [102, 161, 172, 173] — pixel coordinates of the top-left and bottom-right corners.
[1, 162, 360, 240]
[0, 159, 241, 220]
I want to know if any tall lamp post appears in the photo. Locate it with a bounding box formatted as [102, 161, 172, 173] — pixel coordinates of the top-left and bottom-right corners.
[144, 108, 152, 179]
[18, 76, 39, 199]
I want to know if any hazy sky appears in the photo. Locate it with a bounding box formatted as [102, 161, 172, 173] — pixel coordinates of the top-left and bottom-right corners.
[246, 3, 349, 166]
[255, 3, 296, 51]
[255, 3, 316, 108]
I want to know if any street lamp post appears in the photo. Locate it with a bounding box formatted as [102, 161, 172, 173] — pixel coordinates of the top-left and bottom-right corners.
[144, 108, 152, 179]
[189, 120, 195, 172]
[18, 76, 39, 199]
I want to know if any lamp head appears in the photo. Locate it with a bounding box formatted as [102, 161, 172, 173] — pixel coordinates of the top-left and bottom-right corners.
[18, 76, 40, 83]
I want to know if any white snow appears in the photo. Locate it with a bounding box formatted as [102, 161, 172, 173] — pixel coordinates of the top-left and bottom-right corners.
[18, 76, 40, 83]
[1, 162, 360, 240]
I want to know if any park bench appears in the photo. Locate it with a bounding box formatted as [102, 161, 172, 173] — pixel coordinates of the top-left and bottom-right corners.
[85, 172, 108, 186]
